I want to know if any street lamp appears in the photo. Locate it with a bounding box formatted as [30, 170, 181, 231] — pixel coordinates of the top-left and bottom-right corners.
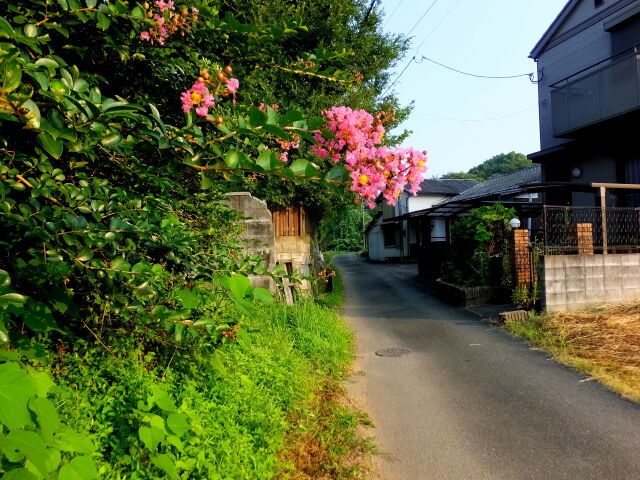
[509, 218, 521, 229]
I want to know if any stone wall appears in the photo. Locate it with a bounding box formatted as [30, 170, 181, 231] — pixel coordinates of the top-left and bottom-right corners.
[223, 192, 276, 292]
[540, 254, 640, 312]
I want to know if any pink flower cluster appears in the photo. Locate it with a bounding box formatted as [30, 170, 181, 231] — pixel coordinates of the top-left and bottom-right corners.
[277, 138, 300, 163]
[181, 81, 215, 116]
[140, 1, 198, 45]
[312, 106, 428, 208]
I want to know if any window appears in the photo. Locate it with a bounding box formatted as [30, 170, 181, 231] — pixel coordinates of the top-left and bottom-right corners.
[382, 225, 399, 247]
[595, 0, 604, 7]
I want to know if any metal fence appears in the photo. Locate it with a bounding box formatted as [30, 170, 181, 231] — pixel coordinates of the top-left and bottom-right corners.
[542, 205, 640, 255]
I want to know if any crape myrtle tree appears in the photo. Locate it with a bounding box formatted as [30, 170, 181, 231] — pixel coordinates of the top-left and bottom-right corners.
[0, 0, 427, 476]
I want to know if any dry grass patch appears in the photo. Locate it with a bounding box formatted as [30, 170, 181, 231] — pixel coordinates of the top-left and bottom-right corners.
[506, 302, 640, 403]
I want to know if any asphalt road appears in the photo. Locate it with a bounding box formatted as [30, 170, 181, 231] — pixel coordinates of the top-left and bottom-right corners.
[335, 255, 640, 480]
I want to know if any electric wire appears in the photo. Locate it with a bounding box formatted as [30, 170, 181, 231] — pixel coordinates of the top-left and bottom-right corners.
[415, 0, 464, 51]
[417, 55, 535, 80]
[383, 0, 406, 27]
[406, 0, 441, 36]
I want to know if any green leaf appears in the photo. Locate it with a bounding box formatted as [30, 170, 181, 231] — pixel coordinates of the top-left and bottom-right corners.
[150, 386, 176, 412]
[3, 62, 22, 93]
[256, 150, 276, 171]
[266, 105, 278, 125]
[249, 107, 267, 127]
[223, 274, 251, 299]
[224, 150, 240, 168]
[166, 413, 189, 437]
[264, 124, 291, 141]
[139, 426, 165, 452]
[0, 17, 16, 38]
[101, 133, 122, 147]
[2, 430, 61, 476]
[176, 287, 200, 309]
[85, 0, 97, 7]
[290, 158, 312, 176]
[34, 58, 59, 69]
[37, 133, 63, 159]
[325, 166, 348, 181]
[110, 257, 131, 272]
[96, 12, 111, 30]
[150, 453, 179, 479]
[253, 287, 274, 304]
[279, 109, 304, 126]
[26, 70, 49, 90]
[0, 292, 26, 309]
[0, 362, 37, 430]
[58, 455, 98, 480]
[132, 6, 145, 18]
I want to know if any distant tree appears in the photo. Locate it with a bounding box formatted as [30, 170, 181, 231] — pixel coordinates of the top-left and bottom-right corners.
[320, 205, 373, 252]
[441, 171, 484, 181]
[468, 152, 532, 180]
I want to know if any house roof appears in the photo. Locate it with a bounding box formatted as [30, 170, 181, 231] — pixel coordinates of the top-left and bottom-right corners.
[530, 0, 578, 60]
[414, 178, 479, 196]
[435, 165, 542, 206]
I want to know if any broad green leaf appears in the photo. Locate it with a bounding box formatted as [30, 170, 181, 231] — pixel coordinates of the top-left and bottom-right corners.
[34, 58, 59, 69]
[150, 386, 177, 412]
[224, 150, 240, 168]
[22, 99, 40, 128]
[263, 124, 291, 141]
[139, 425, 165, 452]
[290, 158, 311, 176]
[3, 62, 22, 93]
[110, 257, 131, 272]
[2, 430, 61, 476]
[223, 274, 251, 299]
[256, 150, 276, 171]
[132, 6, 145, 18]
[58, 455, 98, 480]
[0, 269, 10, 288]
[325, 166, 348, 181]
[101, 133, 122, 147]
[26, 70, 50, 90]
[85, 0, 97, 7]
[249, 107, 267, 127]
[266, 105, 278, 125]
[166, 413, 190, 437]
[0, 17, 16, 38]
[253, 287, 274, 304]
[96, 12, 110, 30]
[28, 397, 61, 438]
[2, 468, 39, 480]
[279, 109, 304, 126]
[0, 362, 36, 429]
[37, 133, 63, 159]
[0, 292, 26, 309]
[150, 453, 179, 479]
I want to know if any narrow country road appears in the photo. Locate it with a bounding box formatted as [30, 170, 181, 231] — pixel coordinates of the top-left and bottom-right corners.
[335, 255, 640, 480]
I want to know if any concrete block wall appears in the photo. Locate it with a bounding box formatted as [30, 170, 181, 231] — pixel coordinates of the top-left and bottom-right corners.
[540, 254, 640, 311]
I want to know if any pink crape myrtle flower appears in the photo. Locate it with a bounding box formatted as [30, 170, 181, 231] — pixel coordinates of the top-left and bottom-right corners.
[227, 78, 239, 93]
[180, 81, 215, 117]
[312, 106, 428, 207]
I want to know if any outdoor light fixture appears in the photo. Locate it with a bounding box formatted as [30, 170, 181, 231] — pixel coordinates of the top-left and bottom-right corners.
[509, 218, 521, 229]
[571, 167, 583, 178]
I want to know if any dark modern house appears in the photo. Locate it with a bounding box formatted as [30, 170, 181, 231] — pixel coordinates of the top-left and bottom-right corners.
[529, 0, 640, 208]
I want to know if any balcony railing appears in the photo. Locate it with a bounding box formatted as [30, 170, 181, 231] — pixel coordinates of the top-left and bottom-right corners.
[550, 48, 640, 137]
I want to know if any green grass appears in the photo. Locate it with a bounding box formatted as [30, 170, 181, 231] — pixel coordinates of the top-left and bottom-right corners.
[45, 299, 369, 479]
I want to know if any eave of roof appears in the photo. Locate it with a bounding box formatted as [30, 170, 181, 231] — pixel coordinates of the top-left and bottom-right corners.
[530, 0, 577, 60]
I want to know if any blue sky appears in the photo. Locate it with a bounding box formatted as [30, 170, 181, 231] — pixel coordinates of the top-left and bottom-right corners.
[378, 0, 564, 177]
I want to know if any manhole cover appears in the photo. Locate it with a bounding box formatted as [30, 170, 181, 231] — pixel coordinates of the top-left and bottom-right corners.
[375, 348, 410, 357]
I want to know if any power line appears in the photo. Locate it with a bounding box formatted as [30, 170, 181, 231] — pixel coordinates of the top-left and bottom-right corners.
[383, 0, 406, 27]
[417, 55, 536, 81]
[414, 105, 537, 122]
[415, 0, 464, 51]
[381, 55, 416, 97]
[406, 0, 441, 36]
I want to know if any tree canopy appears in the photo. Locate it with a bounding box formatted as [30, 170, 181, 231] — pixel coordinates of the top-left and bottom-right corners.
[442, 152, 532, 182]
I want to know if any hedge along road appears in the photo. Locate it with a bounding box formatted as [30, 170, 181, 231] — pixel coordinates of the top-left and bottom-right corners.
[335, 255, 640, 480]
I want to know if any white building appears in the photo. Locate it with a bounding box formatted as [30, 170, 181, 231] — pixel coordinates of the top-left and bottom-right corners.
[366, 179, 478, 261]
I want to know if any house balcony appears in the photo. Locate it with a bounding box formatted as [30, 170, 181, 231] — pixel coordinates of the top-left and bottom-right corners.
[551, 48, 640, 137]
